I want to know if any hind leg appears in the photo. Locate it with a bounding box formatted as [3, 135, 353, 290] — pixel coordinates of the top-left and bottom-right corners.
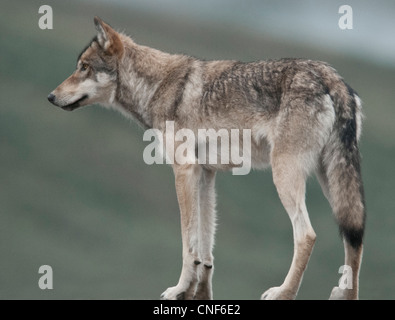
[316, 161, 363, 300]
[315, 159, 331, 202]
[329, 241, 363, 300]
[262, 153, 316, 300]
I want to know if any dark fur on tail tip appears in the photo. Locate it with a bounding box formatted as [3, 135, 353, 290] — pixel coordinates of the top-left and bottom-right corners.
[341, 226, 365, 249]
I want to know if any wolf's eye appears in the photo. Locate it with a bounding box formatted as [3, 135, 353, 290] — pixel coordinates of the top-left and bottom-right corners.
[80, 63, 89, 72]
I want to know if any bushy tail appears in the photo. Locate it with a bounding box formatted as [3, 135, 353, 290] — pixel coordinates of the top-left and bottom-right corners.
[323, 82, 366, 249]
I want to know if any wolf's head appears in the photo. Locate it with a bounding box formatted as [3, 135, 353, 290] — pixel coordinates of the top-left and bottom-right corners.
[48, 17, 124, 111]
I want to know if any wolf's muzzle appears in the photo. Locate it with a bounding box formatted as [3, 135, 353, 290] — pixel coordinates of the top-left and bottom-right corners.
[47, 93, 88, 111]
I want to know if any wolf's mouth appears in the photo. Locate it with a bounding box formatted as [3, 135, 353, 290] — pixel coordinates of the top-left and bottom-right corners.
[61, 94, 89, 111]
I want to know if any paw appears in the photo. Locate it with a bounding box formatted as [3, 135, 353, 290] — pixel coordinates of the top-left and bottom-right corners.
[160, 286, 192, 300]
[193, 283, 212, 300]
[261, 286, 296, 300]
[329, 286, 357, 300]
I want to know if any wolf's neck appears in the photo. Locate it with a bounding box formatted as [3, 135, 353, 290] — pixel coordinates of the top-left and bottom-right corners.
[114, 37, 183, 129]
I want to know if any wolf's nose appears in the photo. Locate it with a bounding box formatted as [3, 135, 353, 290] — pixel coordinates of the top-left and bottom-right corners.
[47, 93, 56, 103]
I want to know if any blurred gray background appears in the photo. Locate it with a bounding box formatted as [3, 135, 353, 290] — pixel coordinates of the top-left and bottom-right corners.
[1, 0, 394, 299]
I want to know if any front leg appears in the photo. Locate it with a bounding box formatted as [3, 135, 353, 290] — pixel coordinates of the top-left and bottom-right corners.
[194, 168, 216, 300]
[160, 164, 202, 300]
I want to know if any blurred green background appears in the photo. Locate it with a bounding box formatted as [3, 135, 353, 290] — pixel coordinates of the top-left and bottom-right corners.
[1, 0, 394, 299]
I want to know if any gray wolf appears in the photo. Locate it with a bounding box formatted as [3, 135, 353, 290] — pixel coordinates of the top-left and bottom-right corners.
[48, 17, 365, 300]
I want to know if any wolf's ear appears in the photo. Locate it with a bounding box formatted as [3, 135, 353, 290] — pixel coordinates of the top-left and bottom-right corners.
[94, 16, 124, 57]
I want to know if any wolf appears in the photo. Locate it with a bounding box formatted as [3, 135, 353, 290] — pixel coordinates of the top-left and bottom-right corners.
[48, 17, 365, 300]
